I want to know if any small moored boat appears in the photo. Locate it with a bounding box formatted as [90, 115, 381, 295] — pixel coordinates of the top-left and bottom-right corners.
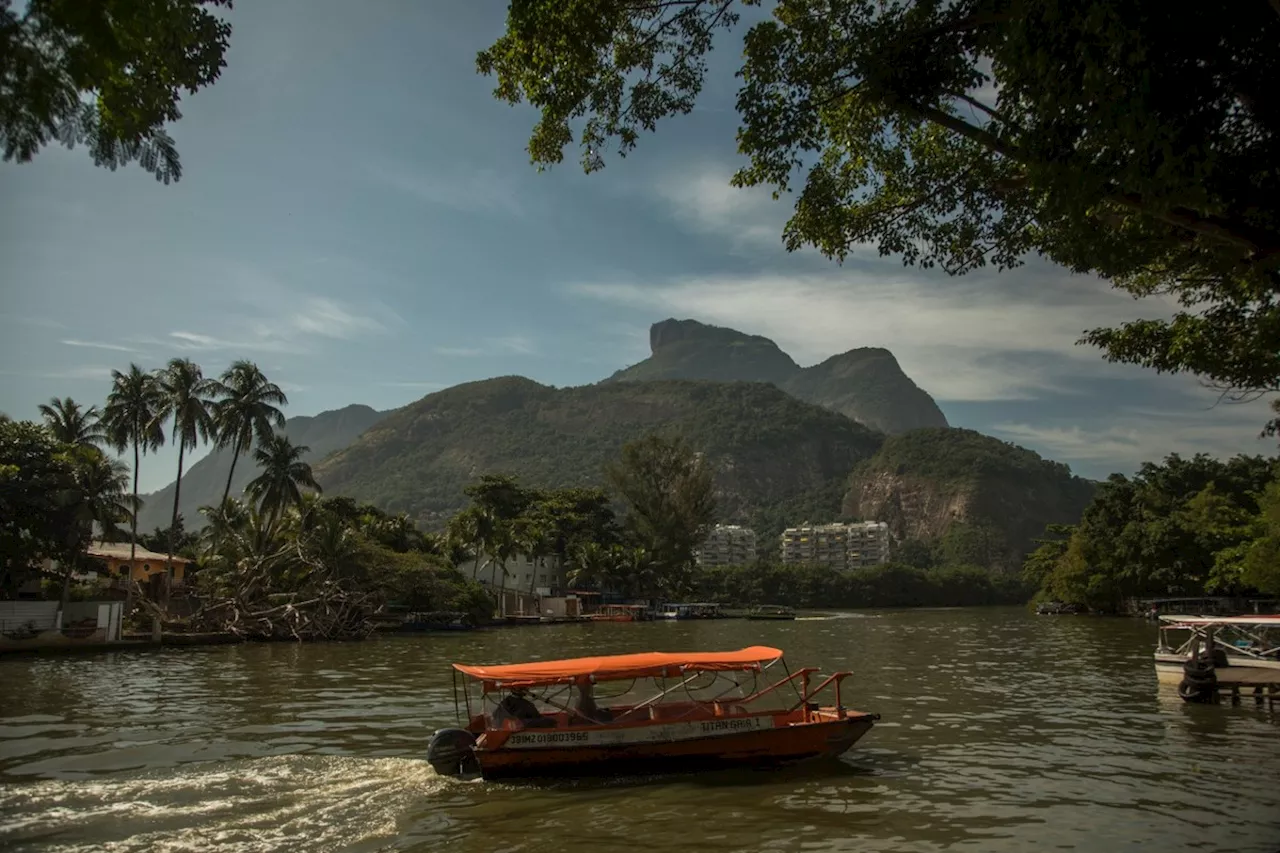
[747, 604, 796, 621]
[426, 646, 878, 780]
[591, 604, 648, 622]
[655, 602, 723, 620]
[1155, 615, 1280, 702]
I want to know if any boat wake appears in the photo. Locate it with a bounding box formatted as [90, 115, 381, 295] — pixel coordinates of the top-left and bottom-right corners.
[0, 755, 445, 852]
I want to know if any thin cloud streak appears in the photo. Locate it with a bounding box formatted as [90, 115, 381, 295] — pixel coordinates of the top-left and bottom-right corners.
[991, 405, 1275, 474]
[61, 339, 143, 354]
[364, 159, 524, 217]
[378, 380, 446, 390]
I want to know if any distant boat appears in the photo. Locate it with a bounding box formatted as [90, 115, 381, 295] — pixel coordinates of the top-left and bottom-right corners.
[747, 605, 796, 621]
[655, 602, 724, 620]
[591, 604, 648, 622]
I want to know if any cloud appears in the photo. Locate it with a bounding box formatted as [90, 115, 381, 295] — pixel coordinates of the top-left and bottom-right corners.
[1, 365, 116, 382]
[289, 297, 386, 339]
[1, 315, 67, 331]
[990, 398, 1275, 474]
[364, 160, 523, 216]
[434, 336, 539, 357]
[566, 264, 1173, 402]
[652, 165, 789, 252]
[61, 339, 143, 354]
[489, 335, 537, 355]
[378, 380, 447, 390]
[134, 267, 395, 360]
[152, 330, 305, 356]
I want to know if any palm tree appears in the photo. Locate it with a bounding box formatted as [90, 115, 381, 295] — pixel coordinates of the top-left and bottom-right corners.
[515, 517, 552, 598]
[102, 365, 166, 593]
[447, 506, 494, 581]
[154, 358, 218, 577]
[38, 397, 105, 447]
[246, 434, 321, 521]
[210, 361, 288, 506]
[198, 498, 251, 554]
[566, 541, 612, 591]
[62, 447, 133, 606]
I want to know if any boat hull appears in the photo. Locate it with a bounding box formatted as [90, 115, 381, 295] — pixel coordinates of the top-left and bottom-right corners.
[1153, 652, 1280, 684]
[473, 713, 875, 780]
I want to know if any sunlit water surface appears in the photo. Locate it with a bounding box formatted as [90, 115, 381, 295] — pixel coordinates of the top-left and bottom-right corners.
[1, 608, 1277, 852]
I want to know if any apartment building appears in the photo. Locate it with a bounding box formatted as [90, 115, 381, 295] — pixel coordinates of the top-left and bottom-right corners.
[696, 524, 758, 567]
[779, 521, 891, 570]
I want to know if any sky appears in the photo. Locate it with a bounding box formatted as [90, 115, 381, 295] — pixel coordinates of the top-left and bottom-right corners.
[1, 0, 1273, 494]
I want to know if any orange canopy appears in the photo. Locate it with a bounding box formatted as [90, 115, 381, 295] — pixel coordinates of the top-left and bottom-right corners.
[453, 646, 784, 686]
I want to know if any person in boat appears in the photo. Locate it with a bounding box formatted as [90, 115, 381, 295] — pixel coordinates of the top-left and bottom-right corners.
[573, 680, 613, 724]
[493, 686, 554, 729]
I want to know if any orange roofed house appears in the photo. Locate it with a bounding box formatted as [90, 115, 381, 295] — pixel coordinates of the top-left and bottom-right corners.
[85, 542, 191, 593]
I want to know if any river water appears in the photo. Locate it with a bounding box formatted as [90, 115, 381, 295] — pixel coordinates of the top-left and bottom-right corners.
[0, 608, 1277, 852]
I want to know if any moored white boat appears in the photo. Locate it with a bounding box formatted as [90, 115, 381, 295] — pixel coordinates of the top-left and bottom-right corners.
[1154, 615, 1280, 685]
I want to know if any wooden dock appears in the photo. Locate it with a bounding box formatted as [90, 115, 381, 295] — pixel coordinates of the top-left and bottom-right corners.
[1204, 667, 1280, 705]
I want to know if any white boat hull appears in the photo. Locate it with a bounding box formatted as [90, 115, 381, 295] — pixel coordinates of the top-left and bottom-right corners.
[1153, 652, 1280, 684]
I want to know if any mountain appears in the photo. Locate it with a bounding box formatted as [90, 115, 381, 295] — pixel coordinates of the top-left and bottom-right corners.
[780, 349, 950, 434]
[312, 376, 884, 527]
[842, 428, 1096, 571]
[136, 404, 389, 533]
[608, 318, 948, 434]
[607, 319, 800, 384]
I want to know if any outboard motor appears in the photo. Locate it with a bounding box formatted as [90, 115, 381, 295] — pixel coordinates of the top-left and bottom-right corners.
[427, 728, 480, 777]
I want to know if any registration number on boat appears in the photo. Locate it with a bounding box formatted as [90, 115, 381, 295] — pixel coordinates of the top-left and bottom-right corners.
[505, 730, 592, 747]
[698, 717, 768, 734]
[502, 716, 776, 748]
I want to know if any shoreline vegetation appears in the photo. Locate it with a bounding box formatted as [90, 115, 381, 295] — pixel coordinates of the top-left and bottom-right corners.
[4, 356, 1279, 652]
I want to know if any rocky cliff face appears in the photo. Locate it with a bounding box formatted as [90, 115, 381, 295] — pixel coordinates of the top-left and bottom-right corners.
[609, 318, 948, 434]
[845, 471, 974, 541]
[610, 318, 800, 385]
[843, 428, 1095, 569]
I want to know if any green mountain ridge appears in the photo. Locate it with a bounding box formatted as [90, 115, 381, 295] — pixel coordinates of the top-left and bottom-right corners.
[312, 377, 884, 529]
[136, 403, 388, 533]
[131, 320, 1090, 571]
[609, 318, 949, 434]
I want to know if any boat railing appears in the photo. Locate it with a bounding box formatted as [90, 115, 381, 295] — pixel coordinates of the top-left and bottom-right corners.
[471, 659, 860, 731]
[1162, 621, 1280, 661]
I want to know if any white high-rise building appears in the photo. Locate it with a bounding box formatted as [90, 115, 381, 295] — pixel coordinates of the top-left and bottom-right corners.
[779, 521, 891, 570]
[697, 524, 758, 567]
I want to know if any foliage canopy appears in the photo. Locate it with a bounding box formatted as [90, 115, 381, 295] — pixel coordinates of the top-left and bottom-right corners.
[479, 0, 1280, 410]
[0, 0, 232, 183]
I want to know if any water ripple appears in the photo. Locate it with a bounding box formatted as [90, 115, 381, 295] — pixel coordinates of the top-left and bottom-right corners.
[0, 610, 1277, 852]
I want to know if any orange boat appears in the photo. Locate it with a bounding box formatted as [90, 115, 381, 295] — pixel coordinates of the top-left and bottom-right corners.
[590, 604, 648, 622]
[425, 646, 879, 780]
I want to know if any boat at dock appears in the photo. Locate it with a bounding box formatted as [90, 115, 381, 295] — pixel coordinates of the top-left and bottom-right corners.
[591, 604, 649, 622]
[655, 602, 724, 620]
[1155, 615, 1280, 703]
[425, 646, 878, 780]
[747, 605, 796, 621]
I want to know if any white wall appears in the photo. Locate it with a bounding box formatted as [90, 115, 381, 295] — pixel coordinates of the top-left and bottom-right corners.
[467, 553, 565, 592]
[0, 601, 60, 632]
